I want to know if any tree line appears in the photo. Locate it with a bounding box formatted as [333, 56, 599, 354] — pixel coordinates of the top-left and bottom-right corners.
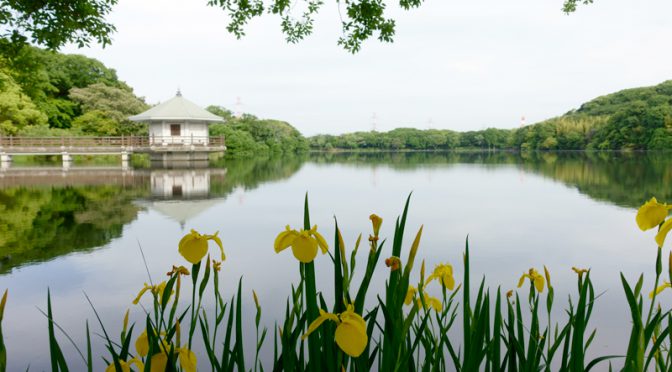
[310, 80, 672, 151]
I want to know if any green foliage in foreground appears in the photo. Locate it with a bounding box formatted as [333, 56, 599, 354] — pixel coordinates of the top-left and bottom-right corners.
[3, 196, 672, 371]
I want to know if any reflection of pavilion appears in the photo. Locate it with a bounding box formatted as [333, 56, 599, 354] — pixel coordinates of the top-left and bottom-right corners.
[141, 169, 227, 227]
[150, 169, 212, 199]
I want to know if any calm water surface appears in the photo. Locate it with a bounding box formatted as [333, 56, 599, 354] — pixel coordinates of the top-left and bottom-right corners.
[1, 152, 671, 370]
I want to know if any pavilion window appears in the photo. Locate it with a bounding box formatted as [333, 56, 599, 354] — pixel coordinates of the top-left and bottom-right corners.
[170, 124, 181, 136]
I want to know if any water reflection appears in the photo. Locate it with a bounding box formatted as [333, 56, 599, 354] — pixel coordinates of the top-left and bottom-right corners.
[1, 152, 669, 275]
[139, 169, 227, 227]
[0, 156, 306, 273]
[311, 151, 672, 208]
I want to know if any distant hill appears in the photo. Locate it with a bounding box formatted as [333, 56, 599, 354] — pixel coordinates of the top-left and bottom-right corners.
[514, 80, 672, 150]
[310, 80, 672, 151]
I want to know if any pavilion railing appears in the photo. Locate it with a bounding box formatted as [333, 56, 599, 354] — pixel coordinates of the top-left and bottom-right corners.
[0, 136, 225, 148]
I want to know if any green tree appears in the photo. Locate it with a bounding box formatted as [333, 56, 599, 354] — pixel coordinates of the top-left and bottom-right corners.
[207, 105, 308, 157]
[0, 69, 47, 134]
[70, 109, 119, 135]
[69, 83, 148, 135]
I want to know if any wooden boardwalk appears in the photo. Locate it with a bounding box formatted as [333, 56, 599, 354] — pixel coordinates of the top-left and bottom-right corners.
[0, 136, 226, 167]
[0, 135, 225, 154]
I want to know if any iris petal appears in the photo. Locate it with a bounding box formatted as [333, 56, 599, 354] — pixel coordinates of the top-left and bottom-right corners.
[179, 232, 208, 264]
[105, 360, 130, 372]
[209, 232, 225, 261]
[274, 227, 297, 253]
[637, 198, 670, 231]
[311, 228, 329, 254]
[135, 331, 149, 357]
[517, 274, 527, 288]
[656, 219, 672, 248]
[150, 353, 168, 372]
[404, 286, 417, 305]
[444, 274, 455, 291]
[178, 348, 198, 372]
[302, 309, 340, 340]
[534, 276, 545, 293]
[291, 233, 318, 263]
[335, 318, 368, 357]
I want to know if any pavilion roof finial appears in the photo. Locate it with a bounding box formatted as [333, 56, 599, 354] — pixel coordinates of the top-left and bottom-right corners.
[176, 88, 182, 97]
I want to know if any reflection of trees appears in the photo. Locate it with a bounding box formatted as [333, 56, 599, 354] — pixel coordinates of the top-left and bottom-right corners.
[0, 156, 307, 274]
[0, 185, 147, 274]
[310, 151, 672, 209]
[516, 152, 672, 209]
[209, 155, 307, 194]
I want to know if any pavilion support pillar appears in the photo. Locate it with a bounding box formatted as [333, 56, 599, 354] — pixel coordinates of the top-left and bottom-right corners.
[0, 153, 10, 170]
[61, 152, 72, 169]
[121, 151, 130, 169]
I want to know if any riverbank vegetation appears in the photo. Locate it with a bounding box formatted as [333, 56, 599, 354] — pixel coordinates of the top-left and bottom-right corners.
[1, 195, 671, 370]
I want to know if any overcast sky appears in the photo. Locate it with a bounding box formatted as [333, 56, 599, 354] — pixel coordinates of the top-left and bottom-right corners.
[61, 0, 672, 136]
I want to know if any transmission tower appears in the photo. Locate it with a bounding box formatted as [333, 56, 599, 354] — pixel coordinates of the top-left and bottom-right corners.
[234, 96, 243, 118]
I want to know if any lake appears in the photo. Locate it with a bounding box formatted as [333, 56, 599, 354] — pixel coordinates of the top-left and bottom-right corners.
[1, 151, 670, 370]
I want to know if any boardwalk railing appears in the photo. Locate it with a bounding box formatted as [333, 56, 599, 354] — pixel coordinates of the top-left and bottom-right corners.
[0, 135, 225, 148]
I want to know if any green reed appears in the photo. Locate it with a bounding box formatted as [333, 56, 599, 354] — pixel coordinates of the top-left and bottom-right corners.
[1, 195, 672, 371]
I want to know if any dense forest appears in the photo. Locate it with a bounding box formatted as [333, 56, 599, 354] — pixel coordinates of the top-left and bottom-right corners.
[310, 80, 672, 151]
[0, 43, 308, 157]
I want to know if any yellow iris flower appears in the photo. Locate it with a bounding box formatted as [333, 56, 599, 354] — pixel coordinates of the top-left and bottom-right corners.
[517, 268, 545, 293]
[274, 225, 328, 263]
[132, 281, 170, 305]
[369, 214, 383, 236]
[417, 293, 442, 311]
[426, 263, 455, 290]
[105, 358, 144, 372]
[178, 229, 225, 264]
[650, 281, 672, 299]
[572, 267, 589, 277]
[404, 285, 442, 311]
[636, 197, 671, 231]
[135, 333, 197, 372]
[302, 304, 368, 357]
[147, 348, 196, 372]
